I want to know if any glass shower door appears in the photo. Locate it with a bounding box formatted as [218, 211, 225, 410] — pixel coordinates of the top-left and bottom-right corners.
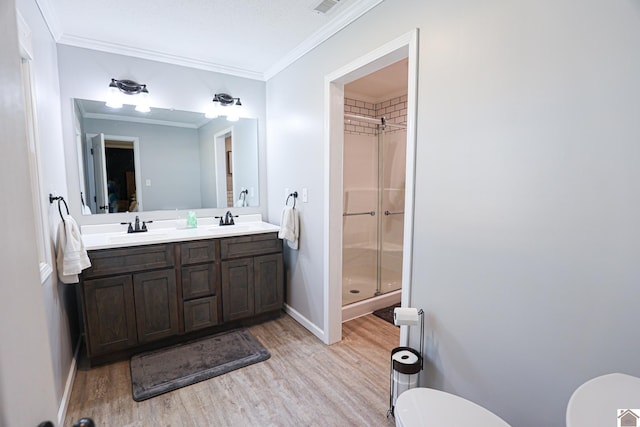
[379, 127, 406, 295]
[342, 123, 406, 305]
[342, 132, 379, 305]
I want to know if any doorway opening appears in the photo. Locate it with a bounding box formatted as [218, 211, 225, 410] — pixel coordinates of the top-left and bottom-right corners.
[324, 29, 419, 345]
[342, 59, 408, 311]
[86, 133, 142, 214]
[105, 140, 137, 213]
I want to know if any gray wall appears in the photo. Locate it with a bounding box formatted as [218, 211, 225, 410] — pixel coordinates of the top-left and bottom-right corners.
[1, 0, 59, 424]
[83, 118, 202, 211]
[199, 119, 226, 208]
[230, 119, 260, 207]
[57, 45, 268, 225]
[199, 118, 260, 208]
[266, 0, 640, 425]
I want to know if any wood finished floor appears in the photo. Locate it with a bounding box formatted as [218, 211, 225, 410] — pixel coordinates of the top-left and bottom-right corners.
[64, 314, 399, 427]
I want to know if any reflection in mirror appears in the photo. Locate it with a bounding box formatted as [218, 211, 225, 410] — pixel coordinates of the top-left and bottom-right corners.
[74, 99, 259, 215]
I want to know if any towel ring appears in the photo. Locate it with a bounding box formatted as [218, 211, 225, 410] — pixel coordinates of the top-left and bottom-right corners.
[286, 191, 298, 209]
[49, 193, 70, 223]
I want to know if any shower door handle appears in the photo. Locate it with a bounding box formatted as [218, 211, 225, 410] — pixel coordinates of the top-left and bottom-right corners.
[343, 211, 376, 217]
[384, 210, 404, 216]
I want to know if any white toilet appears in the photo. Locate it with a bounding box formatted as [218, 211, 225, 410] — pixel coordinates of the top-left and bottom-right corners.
[566, 373, 640, 427]
[394, 387, 512, 427]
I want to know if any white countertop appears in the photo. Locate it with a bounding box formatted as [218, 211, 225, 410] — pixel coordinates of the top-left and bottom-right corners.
[81, 214, 280, 250]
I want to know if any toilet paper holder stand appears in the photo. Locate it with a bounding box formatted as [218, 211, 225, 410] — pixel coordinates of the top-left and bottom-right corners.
[387, 308, 424, 418]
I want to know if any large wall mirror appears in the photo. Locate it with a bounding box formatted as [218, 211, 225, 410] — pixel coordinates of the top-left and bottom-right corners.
[74, 99, 259, 215]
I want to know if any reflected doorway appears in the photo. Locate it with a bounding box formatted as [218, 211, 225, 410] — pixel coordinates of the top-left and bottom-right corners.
[105, 140, 137, 212]
[86, 133, 142, 214]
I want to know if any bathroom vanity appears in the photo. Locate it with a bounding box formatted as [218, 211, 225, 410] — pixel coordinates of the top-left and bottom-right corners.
[77, 217, 283, 366]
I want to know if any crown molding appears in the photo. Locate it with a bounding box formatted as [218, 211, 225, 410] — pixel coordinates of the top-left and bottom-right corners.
[35, 0, 384, 82]
[57, 33, 265, 81]
[263, 0, 385, 80]
[34, 0, 62, 40]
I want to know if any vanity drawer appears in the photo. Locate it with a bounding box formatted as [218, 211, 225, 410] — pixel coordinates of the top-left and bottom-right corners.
[84, 244, 174, 278]
[183, 296, 218, 332]
[182, 263, 216, 300]
[180, 240, 216, 265]
[220, 233, 282, 259]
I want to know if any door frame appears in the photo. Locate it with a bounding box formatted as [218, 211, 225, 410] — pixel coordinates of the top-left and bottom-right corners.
[323, 29, 419, 345]
[213, 126, 234, 208]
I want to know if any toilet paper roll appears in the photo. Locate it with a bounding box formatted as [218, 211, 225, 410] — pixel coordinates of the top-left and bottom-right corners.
[392, 349, 419, 365]
[393, 307, 420, 326]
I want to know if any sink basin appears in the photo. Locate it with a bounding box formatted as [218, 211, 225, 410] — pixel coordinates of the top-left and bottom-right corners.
[108, 231, 168, 244]
[209, 224, 251, 232]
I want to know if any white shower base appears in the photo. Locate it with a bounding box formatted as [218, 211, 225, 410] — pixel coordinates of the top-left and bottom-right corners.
[342, 289, 402, 323]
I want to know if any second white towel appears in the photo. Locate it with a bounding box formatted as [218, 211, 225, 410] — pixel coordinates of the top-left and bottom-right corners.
[278, 206, 299, 250]
[56, 215, 91, 284]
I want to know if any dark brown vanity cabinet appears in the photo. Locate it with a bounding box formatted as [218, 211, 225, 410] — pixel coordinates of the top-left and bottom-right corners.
[180, 240, 219, 332]
[79, 232, 283, 365]
[221, 233, 284, 322]
[81, 244, 177, 358]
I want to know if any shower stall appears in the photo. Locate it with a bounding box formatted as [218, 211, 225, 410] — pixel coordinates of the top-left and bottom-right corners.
[342, 111, 407, 308]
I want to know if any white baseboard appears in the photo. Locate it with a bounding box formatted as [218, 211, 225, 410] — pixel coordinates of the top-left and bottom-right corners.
[57, 338, 80, 426]
[283, 303, 326, 342]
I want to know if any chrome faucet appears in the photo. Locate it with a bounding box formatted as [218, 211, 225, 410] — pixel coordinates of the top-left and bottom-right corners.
[120, 215, 153, 233]
[225, 211, 234, 225]
[215, 210, 237, 226]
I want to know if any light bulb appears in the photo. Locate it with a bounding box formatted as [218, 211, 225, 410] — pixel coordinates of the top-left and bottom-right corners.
[105, 81, 122, 109]
[225, 103, 241, 122]
[205, 101, 220, 119]
[135, 87, 150, 113]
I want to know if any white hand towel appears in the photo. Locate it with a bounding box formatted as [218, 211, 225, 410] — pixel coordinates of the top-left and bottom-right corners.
[278, 206, 299, 250]
[56, 215, 91, 284]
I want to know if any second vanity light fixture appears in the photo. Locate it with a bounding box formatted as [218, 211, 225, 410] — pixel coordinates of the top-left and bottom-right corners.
[106, 78, 151, 113]
[205, 93, 242, 121]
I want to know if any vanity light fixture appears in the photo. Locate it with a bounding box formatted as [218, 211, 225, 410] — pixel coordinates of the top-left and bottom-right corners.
[105, 78, 151, 113]
[205, 93, 242, 121]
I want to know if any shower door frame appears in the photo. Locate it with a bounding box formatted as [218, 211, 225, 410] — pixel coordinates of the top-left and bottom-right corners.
[324, 29, 419, 346]
[342, 116, 407, 304]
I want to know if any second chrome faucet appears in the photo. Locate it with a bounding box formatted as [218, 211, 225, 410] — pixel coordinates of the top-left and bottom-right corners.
[121, 215, 153, 233]
[215, 211, 238, 226]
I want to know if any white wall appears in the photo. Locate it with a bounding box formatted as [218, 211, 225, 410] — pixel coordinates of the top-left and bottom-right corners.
[15, 0, 80, 423]
[0, 0, 59, 425]
[57, 45, 268, 225]
[266, 0, 640, 425]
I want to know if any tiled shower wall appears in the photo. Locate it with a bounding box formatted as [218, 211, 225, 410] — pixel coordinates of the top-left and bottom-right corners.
[344, 95, 407, 136]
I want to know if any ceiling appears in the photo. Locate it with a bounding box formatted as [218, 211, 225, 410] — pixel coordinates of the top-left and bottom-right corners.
[41, 0, 385, 80]
[345, 58, 408, 103]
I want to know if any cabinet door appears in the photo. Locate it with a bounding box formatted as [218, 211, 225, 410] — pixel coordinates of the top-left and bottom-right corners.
[182, 263, 216, 300]
[184, 296, 218, 332]
[83, 275, 137, 357]
[254, 253, 284, 314]
[133, 269, 179, 344]
[221, 258, 254, 321]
